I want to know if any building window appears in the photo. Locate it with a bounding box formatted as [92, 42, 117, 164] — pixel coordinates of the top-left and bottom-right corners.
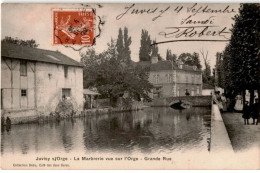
[21, 89, 27, 97]
[197, 86, 200, 95]
[170, 74, 173, 83]
[166, 74, 173, 83]
[64, 65, 68, 78]
[153, 74, 160, 84]
[156, 74, 159, 84]
[166, 74, 169, 83]
[153, 75, 156, 83]
[191, 90, 194, 96]
[20, 61, 27, 76]
[176, 74, 180, 81]
[62, 88, 71, 99]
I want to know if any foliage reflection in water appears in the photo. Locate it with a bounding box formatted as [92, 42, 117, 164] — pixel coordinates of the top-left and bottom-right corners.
[1, 107, 211, 155]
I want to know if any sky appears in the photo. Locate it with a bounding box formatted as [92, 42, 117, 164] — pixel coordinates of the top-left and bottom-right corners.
[1, 3, 240, 70]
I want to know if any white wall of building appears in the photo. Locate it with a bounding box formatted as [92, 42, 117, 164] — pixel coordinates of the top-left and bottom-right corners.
[202, 89, 214, 96]
[149, 69, 202, 98]
[1, 58, 83, 119]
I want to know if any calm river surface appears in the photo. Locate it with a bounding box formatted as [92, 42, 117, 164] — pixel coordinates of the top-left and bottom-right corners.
[1, 107, 211, 155]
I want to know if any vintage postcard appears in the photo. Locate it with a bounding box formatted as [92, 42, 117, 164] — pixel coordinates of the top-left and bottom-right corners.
[1, 3, 259, 170]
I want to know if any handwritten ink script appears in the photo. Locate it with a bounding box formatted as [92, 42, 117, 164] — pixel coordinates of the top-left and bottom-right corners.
[159, 26, 229, 39]
[116, 4, 171, 21]
[116, 3, 237, 45]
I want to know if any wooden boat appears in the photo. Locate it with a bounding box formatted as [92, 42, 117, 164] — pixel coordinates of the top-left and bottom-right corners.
[170, 100, 191, 109]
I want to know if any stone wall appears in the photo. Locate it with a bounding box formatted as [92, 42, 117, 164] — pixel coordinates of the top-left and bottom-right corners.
[1, 97, 144, 125]
[146, 95, 212, 107]
[35, 62, 83, 116]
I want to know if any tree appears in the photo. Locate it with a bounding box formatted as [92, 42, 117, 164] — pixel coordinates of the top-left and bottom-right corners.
[200, 49, 214, 85]
[151, 40, 163, 61]
[2, 36, 39, 48]
[215, 52, 225, 88]
[107, 38, 118, 59]
[222, 4, 260, 105]
[178, 52, 202, 69]
[166, 49, 177, 62]
[166, 49, 172, 60]
[192, 52, 202, 70]
[222, 46, 231, 89]
[139, 29, 152, 61]
[139, 31, 163, 62]
[116, 28, 124, 61]
[178, 53, 193, 66]
[116, 27, 132, 64]
[123, 27, 132, 64]
[81, 39, 152, 106]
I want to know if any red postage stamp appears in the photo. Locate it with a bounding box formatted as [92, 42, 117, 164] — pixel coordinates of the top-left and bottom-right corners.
[53, 9, 95, 45]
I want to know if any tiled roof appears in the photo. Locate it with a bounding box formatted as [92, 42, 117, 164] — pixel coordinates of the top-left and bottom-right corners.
[150, 60, 175, 71]
[133, 61, 151, 68]
[149, 60, 202, 73]
[1, 43, 83, 67]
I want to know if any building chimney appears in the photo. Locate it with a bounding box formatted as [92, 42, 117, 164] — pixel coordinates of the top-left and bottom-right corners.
[151, 55, 158, 64]
[177, 59, 183, 69]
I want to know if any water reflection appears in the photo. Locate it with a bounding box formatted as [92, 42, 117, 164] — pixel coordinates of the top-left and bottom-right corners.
[1, 107, 211, 155]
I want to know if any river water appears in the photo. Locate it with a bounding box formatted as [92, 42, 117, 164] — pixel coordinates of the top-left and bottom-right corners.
[1, 107, 211, 155]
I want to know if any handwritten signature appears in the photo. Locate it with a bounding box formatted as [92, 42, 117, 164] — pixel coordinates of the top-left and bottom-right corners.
[159, 26, 230, 39]
[152, 26, 230, 45]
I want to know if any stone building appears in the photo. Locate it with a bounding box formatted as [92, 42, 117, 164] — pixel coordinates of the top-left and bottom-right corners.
[1, 43, 84, 123]
[148, 56, 202, 98]
[202, 83, 215, 96]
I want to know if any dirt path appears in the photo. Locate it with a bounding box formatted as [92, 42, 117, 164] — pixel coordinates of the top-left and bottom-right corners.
[221, 112, 260, 152]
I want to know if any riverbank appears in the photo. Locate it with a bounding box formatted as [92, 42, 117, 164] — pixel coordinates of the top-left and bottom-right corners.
[1, 103, 146, 126]
[81, 104, 145, 116]
[221, 112, 260, 152]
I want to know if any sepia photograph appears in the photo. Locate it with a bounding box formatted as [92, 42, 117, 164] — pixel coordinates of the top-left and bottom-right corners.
[0, 2, 259, 170]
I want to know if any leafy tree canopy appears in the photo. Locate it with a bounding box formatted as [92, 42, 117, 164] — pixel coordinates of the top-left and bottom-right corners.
[220, 4, 260, 94]
[81, 39, 152, 105]
[139, 29, 152, 61]
[178, 52, 202, 69]
[116, 27, 132, 64]
[2, 36, 39, 48]
[166, 49, 177, 62]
